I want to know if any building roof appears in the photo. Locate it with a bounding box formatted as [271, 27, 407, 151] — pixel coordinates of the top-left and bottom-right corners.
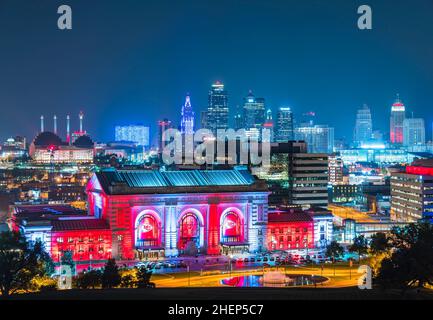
[12, 204, 87, 222]
[73, 135, 94, 148]
[92, 168, 267, 195]
[268, 209, 313, 223]
[33, 131, 63, 147]
[51, 218, 110, 232]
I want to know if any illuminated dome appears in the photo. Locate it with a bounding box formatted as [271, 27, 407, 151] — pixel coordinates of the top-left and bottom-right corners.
[33, 131, 62, 147]
[73, 135, 94, 148]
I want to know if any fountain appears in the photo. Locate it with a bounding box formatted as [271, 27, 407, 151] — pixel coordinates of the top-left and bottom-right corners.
[260, 271, 290, 285]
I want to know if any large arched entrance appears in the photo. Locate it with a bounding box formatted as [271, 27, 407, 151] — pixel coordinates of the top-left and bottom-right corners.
[178, 209, 204, 255]
[135, 210, 163, 260]
[220, 208, 248, 255]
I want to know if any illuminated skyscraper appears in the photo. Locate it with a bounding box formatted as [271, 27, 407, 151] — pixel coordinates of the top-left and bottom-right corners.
[275, 107, 293, 142]
[390, 95, 406, 144]
[115, 125, 150, 147]
[242, 90, 265, 130]
[353, 104, 373, 146]
[403, 118, 425, 147]
[206, 81, 229, 135]
[295, 125, 334, 154]
[264, 108, 274, 142]
[158, 118, 172, 152]
[180, 94, 195, 135]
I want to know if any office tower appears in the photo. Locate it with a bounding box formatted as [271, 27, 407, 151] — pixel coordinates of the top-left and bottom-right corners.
[256, 141, 329, 208]
[328, 155, 344, 185]
[264, 108, 274, 142]
[390, 95, 406, 144]
[300, 111, 316, 127]
[353, 104, 373, 146]
[206, 81, 229, 135]
[242, 90, 266, 130]
[200, 111, 208, 130]
[180, 94, 195, 135]
[115, 125, 150, 147]
[233, 107, 243, 131]
[275, 107, 294, 142]
[158, 118, 172, 152]
[295, 125, 334, 154]
[391, 159, 433, 222]
[403, 118, 425, 147]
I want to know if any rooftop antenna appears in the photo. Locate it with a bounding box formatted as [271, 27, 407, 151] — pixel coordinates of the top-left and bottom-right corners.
[53, 115, 57, 134]
[79, 111, 84, 132]
[40, 115, 44, 133]
[66, 115, 70, 144]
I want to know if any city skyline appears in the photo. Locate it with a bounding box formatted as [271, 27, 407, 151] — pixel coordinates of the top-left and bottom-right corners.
[1, 0, 433, 142]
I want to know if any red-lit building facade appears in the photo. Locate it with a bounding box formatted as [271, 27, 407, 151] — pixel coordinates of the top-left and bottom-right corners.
[86, 169, 269, 260]
[267, 209, 314, 251]
[9, 204, 112, 273]
[10, 169, 335, 272]
[391, 160, 433, 222]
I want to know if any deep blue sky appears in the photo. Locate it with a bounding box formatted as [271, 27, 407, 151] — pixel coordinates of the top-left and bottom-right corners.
[1, 0, 433, 143]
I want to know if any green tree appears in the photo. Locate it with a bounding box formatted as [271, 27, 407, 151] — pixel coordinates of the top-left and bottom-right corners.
[0, 231, 51, 297]
[75, 270, 102, 289]
[102, 259, 121, 289]
[60, 250, 76, 275]
[325, 241, 344, 262]
[349, 235, 369, 263]
[136, 266, 154, 288]
[376, 223, 433, 291]
[369, 232, 390, 255]
[120, 274, 135, 288]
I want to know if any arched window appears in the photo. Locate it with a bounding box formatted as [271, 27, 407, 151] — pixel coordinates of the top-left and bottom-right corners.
[221, 212, 242, 243]
[179, 213, 199, 249]
[136, 214, 160, 247]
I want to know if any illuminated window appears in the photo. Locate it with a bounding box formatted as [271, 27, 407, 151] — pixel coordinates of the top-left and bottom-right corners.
[57, 237, 64, 243]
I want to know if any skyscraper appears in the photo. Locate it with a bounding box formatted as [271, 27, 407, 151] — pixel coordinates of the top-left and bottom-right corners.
[180, 94, 195, 135]
[294, 125, 334, 154]
[390, 95, 406, 145]
[242, 90, 266, 130]
[275, 107, 293, 142]
[264, 108, 274, 142]
[158, 118, 172, 152]
[353, 104, 373, 146]
[206, 81, 229, 135]
[115, 125, 150, 147]
[403, 118, 425, 147]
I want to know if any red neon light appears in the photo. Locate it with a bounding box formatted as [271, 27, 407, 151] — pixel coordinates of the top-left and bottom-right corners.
[406, 166, 433, 176]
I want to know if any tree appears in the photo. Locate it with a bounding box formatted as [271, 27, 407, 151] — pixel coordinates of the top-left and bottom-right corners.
[120, 274, 135, 288]
[376, 223, 433, 291]
[136, 266, 154, 288]
[369, 232, 390, 255]
[0, 231, 51, 297]
[60, 250, 76, 275]
[325, 241, 344, 262]
[101, 259, 121, 289]
[349, 235, 369, 263]
[75, 270, 102, 289]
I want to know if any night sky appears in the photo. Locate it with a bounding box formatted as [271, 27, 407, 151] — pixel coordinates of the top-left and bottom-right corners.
[1, 0, 433, 143]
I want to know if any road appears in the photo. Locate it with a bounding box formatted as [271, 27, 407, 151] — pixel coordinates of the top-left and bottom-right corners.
[151, 263, 360, 288]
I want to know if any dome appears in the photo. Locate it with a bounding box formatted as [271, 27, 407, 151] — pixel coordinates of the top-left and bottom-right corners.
[33, 131, 62, 147]
[73, 135, 94, 148]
